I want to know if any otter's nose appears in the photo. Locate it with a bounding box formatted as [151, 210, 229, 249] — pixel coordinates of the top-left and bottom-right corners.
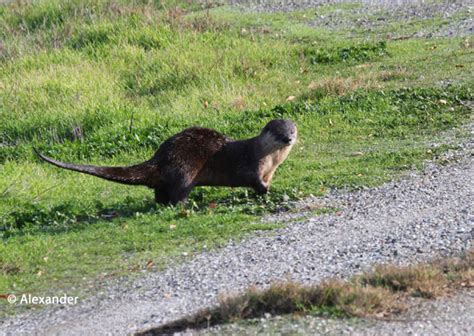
[282, 136, 291, 144]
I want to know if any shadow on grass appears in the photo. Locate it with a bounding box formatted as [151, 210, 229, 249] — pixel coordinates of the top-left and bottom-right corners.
[0, 187, 299, 240]
[0, 197, 156, 239]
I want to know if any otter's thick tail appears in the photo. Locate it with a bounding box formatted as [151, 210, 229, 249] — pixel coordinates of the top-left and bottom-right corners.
[34, 149, 156, 186]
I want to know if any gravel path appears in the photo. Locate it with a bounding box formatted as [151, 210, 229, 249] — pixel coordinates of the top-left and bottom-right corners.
[1, 126, 472, 335]
[227, 0, 473, 37]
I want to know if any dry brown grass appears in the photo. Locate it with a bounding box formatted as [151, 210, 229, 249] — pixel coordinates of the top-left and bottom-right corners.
[377, 69, 408, 82]
[359, 251, 474, 298]
[306, 67, 408, 97]
[231, 96, 247, 110]
[307, 75, 379, 97]
[215, 280, 402, 319]
[162, 5, 230, 33]
[136, 251, 473, 335]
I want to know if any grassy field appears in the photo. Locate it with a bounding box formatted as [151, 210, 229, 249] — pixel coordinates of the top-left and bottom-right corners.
[0, 0, 472, 315]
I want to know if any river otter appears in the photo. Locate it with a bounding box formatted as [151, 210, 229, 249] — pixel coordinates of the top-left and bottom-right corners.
[35, 119, 297, 205]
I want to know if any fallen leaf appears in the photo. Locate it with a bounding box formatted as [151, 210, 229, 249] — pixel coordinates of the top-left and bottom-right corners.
[169, 224, 176, 230]
[350, 151, 364, 157]
[307, 81, 318, 90]
[203, 101, 209, 108]
[461, 39, 472, 49]
[232, 96, 246, 109]
[209, 202, 217, 209]
[286, 95, 296, 102]
[146, 260, 154, 269]
[438, 99, 447, 104]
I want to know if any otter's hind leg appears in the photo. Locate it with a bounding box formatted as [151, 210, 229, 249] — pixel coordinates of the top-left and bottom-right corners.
[154, 188, 170, 204]
[168, 186, 193, 205]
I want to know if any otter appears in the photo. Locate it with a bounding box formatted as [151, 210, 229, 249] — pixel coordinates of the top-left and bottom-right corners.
[35, 119, 297, 205]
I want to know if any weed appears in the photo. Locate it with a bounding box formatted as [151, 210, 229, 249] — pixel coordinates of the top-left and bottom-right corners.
[301, 41, 388, 65]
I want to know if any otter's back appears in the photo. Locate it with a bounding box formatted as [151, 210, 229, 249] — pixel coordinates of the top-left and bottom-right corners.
[152, 127, 229, 183]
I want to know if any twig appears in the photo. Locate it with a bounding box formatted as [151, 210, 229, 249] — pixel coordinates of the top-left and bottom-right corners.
[129, 109, 135, 134]
[30, 183, 61, 202]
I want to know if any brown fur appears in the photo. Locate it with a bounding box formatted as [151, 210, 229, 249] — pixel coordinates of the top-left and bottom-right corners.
[36, 120, 297, 205]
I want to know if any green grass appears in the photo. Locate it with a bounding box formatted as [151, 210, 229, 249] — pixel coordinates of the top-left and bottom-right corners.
[0, 0, 473, 316]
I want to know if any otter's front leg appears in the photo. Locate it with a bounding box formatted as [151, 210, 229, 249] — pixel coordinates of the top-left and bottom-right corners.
[168, 185, 193, 205]
[252, 178, 269, 195]
[262, 171, 275, 189]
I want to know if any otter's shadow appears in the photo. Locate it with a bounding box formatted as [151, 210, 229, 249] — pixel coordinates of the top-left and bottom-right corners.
[1, 197, 159, 239]
[2, 189, 290, 239]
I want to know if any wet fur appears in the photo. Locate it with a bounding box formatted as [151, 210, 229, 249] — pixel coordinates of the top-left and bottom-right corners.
[36, 120, 297, 205]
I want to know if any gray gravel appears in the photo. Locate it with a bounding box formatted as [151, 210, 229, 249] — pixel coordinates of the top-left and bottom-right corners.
[226, 0, 473, 38]
[0, 126, 472, 335]
[227, 0, 469, 14]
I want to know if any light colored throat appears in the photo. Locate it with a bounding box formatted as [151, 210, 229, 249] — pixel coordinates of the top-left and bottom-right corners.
[259, 146, 293, 184]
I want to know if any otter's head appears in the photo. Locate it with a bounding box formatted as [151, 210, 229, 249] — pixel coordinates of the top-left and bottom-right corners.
[261, 119, 297, 148]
